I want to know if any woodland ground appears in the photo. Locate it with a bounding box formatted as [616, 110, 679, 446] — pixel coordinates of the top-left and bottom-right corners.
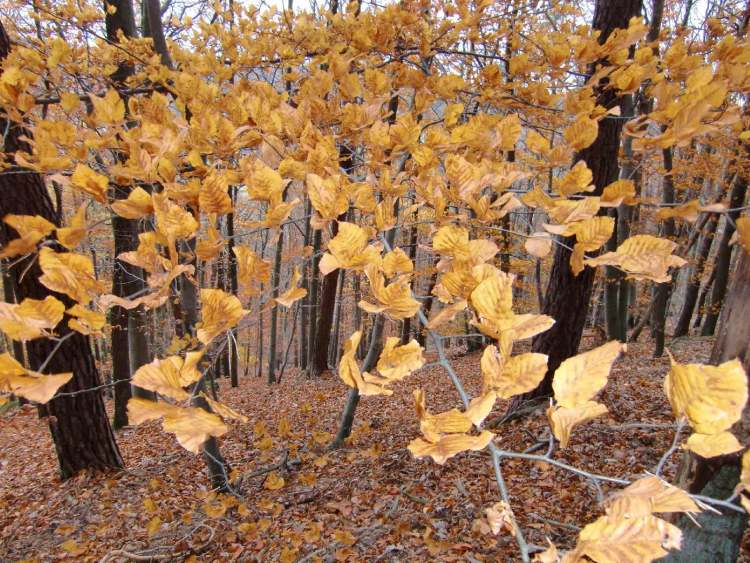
[0, 334, 747, 562]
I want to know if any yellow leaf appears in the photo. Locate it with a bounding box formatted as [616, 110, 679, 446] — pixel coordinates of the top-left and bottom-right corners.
[70, 163, 108, 203]
[275, 267, 307, 308]
[197, 289, 247, 345]
[0, 214, 55, 258]
[56, 205, 87, 249]
[564, 114, 599, 151]
[497, 113, 521, 151]
[552, 341, 622, 409]
[152, 192, 199, 243]
[38, 248, 105, 306]
[481, 346, 548, 399]
[195, 224, 225, 261]
[730, 216, 750, 252]
[547, 401, 608, 448]
[407, 430, 494, 465]
[605, 476, 700, 518]
[146, 516, 161, 537]
[686, 431, 742, 458]
[132, 351, 204, 400]
[376, 337, 424, 381]
[127, 398, 227, 453]
[360, 264, 420, 321]
[485, 501, 517, 535]
[111, 187, 154, 219]
[234, 246, 271, 298]
[524, 233, 552, 258]
[0, 296, 64, 340]
[67, 304, 106, 336]
[320, 222, 380, 275]
[90, 89, 124, 124]
[657, 200, 700, 223]
[306, 173, 349, 221]
[470, 272, 514, 323]
[584, 235, 687, 283]
[199, 172, 233, 215]
[570, 514, 681, 562]
[554, 161, 594, 197]
[203, 393, 249, 423]
[338, 331, 391, 396]
[60, 539, 86, 556]
[601, 179, 637, 207]
[664, 354, 747, 435]
[426, 299, 467, 330]
[382, 247, 414, 277]
[265, 472, 285, 491]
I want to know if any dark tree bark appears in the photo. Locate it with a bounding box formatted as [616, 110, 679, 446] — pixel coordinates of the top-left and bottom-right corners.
[673, 213, 719, 337]
[701, 173, 747, 335]
[651, 143, 676, 357]
[267, 226, 285, 384]
[509, 0, 643, 406]
[225, 188, 239, 387]
[664, 250, 750, 562]
[0, 20, 123, 476]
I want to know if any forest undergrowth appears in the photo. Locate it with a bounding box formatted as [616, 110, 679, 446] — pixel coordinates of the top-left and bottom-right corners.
[1, 334, 736, 562]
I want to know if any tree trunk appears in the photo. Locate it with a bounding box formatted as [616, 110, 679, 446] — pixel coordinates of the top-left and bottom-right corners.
[507, 0, 642, 408]
[663, 250, 750, 562]
[306, 229, 322, 373]
[0, 20, 123, 474]
[701, 173, 748, 335]
[651, 144, 677, 357]
[226, 193, 239, 387]
[268, 228, 284, 384]
[673, 213, 719, 337]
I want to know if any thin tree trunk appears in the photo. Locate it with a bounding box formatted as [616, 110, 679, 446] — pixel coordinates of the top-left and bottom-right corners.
[268, 228, 284, 384]
[306, 229, 322, 373]
[651, 144, 677, 357]
[674, 213, 719, 337]
[329, 268, 345, 367]
[701, 174, 748, 335]
[693, 267, 716, 329]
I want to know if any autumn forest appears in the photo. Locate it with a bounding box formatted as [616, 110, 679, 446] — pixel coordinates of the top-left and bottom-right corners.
[1, 0, 750, 561]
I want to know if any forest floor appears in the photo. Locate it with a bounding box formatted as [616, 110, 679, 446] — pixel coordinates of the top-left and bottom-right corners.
[0, 334, 744, 562]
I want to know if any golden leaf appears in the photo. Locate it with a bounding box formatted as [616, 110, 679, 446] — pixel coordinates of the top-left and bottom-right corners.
[56, 205, 87, 249]
[554, 161, 594, 197]
[547, 401, 608, 448]
[376, 337, 424, 381]
[67, 304, 105, 336]
[275, 267, 308, 307]
[360, 264, 420, 321]
[338, 331, 391, 396]
[730, 216, 750, 252]
[127, 398, 228, 454]
[407, 431, 494, 465]
[485, 501, 517, 536]
[89, 89, 125, 124]
[195, 224, 225, 261]
[234, 246, 271, 298]
[152, 193, 199, 243]
[524, 233, 552, 258]
[132, 353, 205, 401]
[203, 394, 249, 423]
[564, 114, 598, 151]
[382, 247, 414, 277]
[470, 272, 514, 323]
[426, 299, 467, 330]
[601, 179, 637, 207]
[583, 235, 686, 283]
[70, 163, 108, 203]
[481, 346, 548, 399]
[685, 431, 742, 458]
[320, 222, 380, 275]
[552, 341, 622, 409]
[197, 289, 247, 345]
[38, 248, 105, 306]
[199, 172, 233, 215]
[111, 187, 154, 219]
[0, 214, 55, 258]
[656, 200, 700, 223]
[497, 113, 521, 151]
[306, 173, 349, 221]
[664, 354, 747, 435]
[265, 472, 285, 491]
[605, 476, 700, 518]
[0, 296, 64, 341]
